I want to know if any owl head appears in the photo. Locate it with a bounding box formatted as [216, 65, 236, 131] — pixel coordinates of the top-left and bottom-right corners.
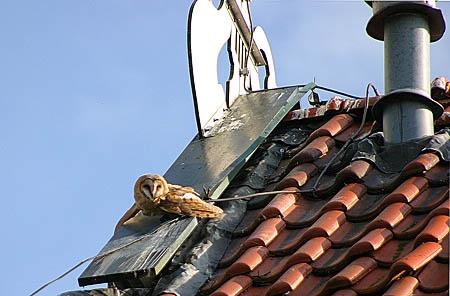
[134, 174, 169, 204]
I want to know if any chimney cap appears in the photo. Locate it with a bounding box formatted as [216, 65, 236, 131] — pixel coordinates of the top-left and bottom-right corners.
[366, 1, 446, 42]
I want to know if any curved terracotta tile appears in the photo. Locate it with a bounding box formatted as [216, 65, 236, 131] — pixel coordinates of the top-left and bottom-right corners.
[268, 228, 308, 255]
[401, 153, 440, 176]
[362, 168, 401, 194]
[244, 218, 285, 249]
[253, 237, 331, 283]
[334, 121, 373, 143]
[323, 183, 366, 212]
[283, 198, 328, 228]
[437, 234, 448, 263]
[373, 239, 415, 267]
[266, 263, 312, 296]
[232, 208, 264, 237]
[393, 213, 427, 239]
[238, 286, 269, 296]
[219, 236, 248, 268]
[383, 177, 428, 205]
[325, 257, 377, 291]
[316, 228, 392, 275]
[308, 210, 347, 237]
[357, 242, 441, 295]
[308, 114, 354, 140]
[346, 192, 386, 222]
[336, 160, 373, 184]
[260, 189, 298, 218]
[300, 172, 338, 197]
[270, 211, 344, 256]
[391, 242, 442, 275]
[412, 289, 450, 295]
[410, 186, 449, 214]
[424, 163, 449, 187]
[332, 202, 408, 248]
[289, 274, 331, 296]
[312, 246, 348, 275]
[383, 276, 419, 296]
[313, 146, 340, 171]
[328, 220, 366, 247]
[368, 202, 412, 230]
[277, 163, 318, 190]
[414, 215, 449, 247]
[210, 275, 252, 296]
[349, 228, 393, 256]
[331, 290, 358, 296]
[290, 136, 335, 167]
[352, 267, 390, 294]
[418, 260, 449, 293]
[393, 199, 450, 240]
[223, 246, 269, 280]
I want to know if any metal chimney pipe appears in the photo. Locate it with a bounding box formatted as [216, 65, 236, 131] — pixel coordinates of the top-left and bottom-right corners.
[366, 1, 446, 144]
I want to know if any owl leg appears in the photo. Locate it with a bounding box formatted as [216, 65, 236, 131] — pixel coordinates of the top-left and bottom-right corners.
[114, 203, 140, 234]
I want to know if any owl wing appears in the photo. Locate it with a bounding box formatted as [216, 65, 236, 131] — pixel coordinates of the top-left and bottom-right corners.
[161, 191, 223, 219]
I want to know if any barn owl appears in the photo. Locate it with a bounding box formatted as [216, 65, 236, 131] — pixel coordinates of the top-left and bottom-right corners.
[115, 175, 223, 232]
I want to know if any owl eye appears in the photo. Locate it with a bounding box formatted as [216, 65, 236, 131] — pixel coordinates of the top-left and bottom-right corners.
[141, 184, 152, 198]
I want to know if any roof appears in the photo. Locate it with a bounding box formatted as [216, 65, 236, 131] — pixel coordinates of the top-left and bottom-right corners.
[191, 95, 450, 295]
[61, 84, 450, 296]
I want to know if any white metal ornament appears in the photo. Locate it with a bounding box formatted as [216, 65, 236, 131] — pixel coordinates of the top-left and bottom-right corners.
[188, 0, 277, 136]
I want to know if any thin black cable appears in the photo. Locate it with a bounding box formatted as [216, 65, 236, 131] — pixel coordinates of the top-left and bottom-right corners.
[207, 82, 379, 202]
[306, 82, 377, 197]
[314, 85, 361, 99]
[29, 217, 181, 296]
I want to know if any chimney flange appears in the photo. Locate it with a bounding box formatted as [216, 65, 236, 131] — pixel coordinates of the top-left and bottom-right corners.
[366, 1, 446, 42]
[372, 88, 443, 120]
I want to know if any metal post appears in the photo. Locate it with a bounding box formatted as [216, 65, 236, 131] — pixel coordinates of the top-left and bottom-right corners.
[383, 12, 433, 143]
[366, 1, 446, 144]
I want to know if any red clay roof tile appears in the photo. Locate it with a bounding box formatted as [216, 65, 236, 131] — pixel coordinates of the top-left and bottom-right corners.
[325, 257, 377, 290]
[290, 136, 335, 166]
[391, 242, 442, 274]
[410, 186, 449, 213]
[383, 176, 428, 204]
[336, 160, 373, 183]
[277, 163, 318, 189]
[244, 218, 285, 248]
[211, 275, 252, 296]
[308, 114, 355, 141]
[333, 121, 373, 143]
[352, 266, 389, 294]
[418, 260, 449, 293]
[266, 263, 312, 296]
[424, 163, 449, 186]
[203, 106, 449, 296]
[414, 215, 449, 246]
[323, 183, 366, 212]
[331, 289, 358, 296]
[402, 153, 440, 176]
[437, 234, 448, 262]
[225, 246, 269, 276]
[383, 276, 419, 296]
[260, 189, 298, 218]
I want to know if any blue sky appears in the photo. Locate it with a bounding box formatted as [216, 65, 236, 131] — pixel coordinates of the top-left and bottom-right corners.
[0, 1, 448, 295]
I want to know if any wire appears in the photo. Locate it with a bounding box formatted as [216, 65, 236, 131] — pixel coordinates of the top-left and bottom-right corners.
[207, 82, 379, 202]
[306, 82, 377, 197]
[243, 0, 255, 93]
[29, 217, 181, 296]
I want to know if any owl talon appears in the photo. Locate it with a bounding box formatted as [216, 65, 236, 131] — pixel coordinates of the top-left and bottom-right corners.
[202, 185, 211, 199]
